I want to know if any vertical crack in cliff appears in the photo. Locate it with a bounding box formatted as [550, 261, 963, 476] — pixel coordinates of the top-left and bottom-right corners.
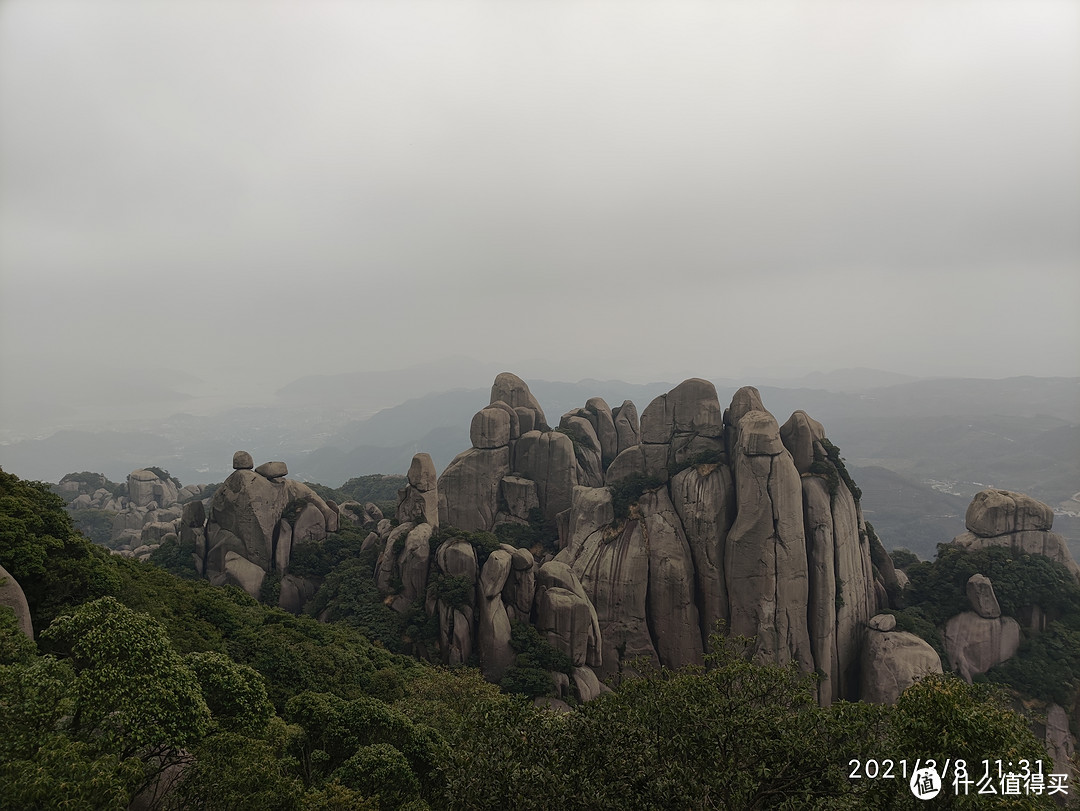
[766, 455, 782, 659]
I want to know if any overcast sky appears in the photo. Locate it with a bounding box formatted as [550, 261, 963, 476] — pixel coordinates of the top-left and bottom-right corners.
[1, 0, 1078, 432]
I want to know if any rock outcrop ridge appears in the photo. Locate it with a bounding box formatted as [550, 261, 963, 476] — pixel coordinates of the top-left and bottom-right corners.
[57, 468, 214, 558]
[426, 373, 884, 704]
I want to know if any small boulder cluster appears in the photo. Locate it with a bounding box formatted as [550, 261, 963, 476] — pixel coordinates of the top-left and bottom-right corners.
[58, 469, 211, 559]
[862, 490, 1077, 707]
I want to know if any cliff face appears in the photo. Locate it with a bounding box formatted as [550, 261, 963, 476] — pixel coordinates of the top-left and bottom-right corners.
[429, 374, 883, 704]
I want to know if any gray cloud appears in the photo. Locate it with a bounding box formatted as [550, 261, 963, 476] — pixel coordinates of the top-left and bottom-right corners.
[2, 0, 1077, 434]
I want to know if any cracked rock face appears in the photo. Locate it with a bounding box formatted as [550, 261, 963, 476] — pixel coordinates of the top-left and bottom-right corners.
[966, 489, 1054, 536]
[490, 372, 548, 432]
[397, 453, 439, 527]
[726, 408, 813, 672]
[966, 574, 1001, 619]
[423, 374, 880, 702]
[438, 447, 510, 532]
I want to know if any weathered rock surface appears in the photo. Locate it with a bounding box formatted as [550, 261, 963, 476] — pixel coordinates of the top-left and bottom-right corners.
[952, 490, 1079, 579]
[803, 475, 839, 703]
[585, 397, 619, 469]
[490, 372, 549, 432]
[255, 461, 288, 479]
[201, 456, 337, 597]
[205, 470, 289, 578]
[0, 564, 33, 638]
[375, 523, 414, 596]
[431, 537, 479, 667]
[640, 488, 703, 668]
[397, 453, 439, 527]
[726, 409, 813, 671]
[861, 619, 943, 704]
[501, 476, 540, 522]
[232, 450, 254, 470]
[943, 611, 1021, 682]
[128, 468, 179, 510]
[571, 666, 606, 702]
[559, 414, 605, 487]
[515, 430, 582, 523]
[868, 613, 896, 632]
[391, 523, 433, 613]
[535, 560, 602, 667]
[471, 407, 512, 449]
[671, 460, 733, 648]
[477, 550, 516, 681]
[536, 586, 594, 667]
[402, 375, 880, 703]
[612, 400, 640, 457]
[779, 410, 826, 474]
[835, 486, 876, 699]
[1045, 704, 1076, 784]
[222, 550, 266, 596]
[438, 447, 510, 532]
[966, 489, 1054, 537]
[279, 574, 321, 614]
[570, 512, 657, 679]
[966, 574, 1001, 619]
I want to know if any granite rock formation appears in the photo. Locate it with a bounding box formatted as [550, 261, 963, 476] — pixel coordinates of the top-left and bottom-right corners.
[56, 468, 213, 558]
[953, 489, 1079, 579]
[860, 613, 943, 704]
[125, 453, 342, 610]
[943, 574, 1021, 682]
[425, 374, 884, 704]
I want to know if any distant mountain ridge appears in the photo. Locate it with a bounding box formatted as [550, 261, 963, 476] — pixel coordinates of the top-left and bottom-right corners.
[1, 371, 1075, 558]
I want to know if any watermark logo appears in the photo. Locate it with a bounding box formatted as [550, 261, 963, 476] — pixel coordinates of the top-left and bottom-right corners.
[910, 766, 942, 800]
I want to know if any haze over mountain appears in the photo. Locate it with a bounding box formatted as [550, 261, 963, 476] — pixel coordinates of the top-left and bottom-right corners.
[1, 2, 1078, 440]
[2, 356, 1076, 561]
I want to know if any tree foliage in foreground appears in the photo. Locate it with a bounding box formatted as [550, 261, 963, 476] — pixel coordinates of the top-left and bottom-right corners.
[420, 635, 1057, 810]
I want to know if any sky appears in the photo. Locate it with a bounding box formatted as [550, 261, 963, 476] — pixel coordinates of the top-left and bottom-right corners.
[1, 0, 1078, 434]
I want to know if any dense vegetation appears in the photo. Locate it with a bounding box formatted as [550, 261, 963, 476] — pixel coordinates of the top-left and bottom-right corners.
[305, 474, 408, 518]
[0, 467, 1068, 809]
[889, 542, 1080, 707]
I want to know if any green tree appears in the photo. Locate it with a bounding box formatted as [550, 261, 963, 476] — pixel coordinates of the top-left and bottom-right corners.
[0, 652, 147, 810]
[860, 674, 1056, 809]
[890, 548, 920, 571]
[168, 720, 305, 811]
[331, 743, 419, 809]
[148, 535, 200, 579]
[41, 596, 211, 767]
[0, 605, 35, 666]
[0, 468, 121, 631]
[185, 650, 274, 734]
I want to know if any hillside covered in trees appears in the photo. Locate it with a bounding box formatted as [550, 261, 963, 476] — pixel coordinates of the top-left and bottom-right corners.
[1, 466, 1074, 809]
